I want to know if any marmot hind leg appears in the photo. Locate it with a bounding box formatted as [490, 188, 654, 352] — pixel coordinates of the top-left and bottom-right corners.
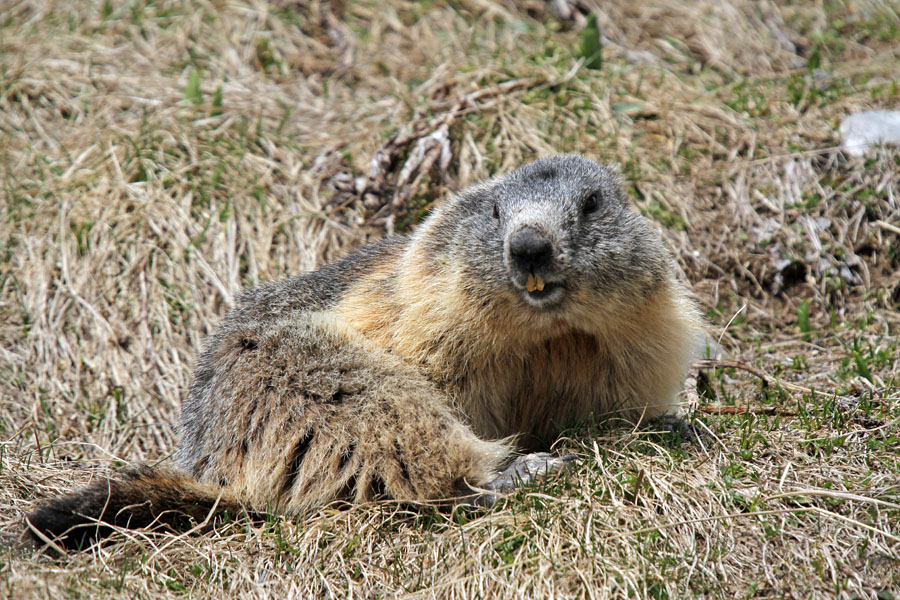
[178, 314, 534, 513]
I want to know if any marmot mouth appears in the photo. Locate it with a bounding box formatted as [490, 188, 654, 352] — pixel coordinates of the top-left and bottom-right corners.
[526, 281, 561, 300]
[521, 280, 565, 307]
[513, 272, 566, 307]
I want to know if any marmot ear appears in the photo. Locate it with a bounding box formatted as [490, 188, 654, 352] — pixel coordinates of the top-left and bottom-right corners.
[601, 163, 626, 196]
[602, 162, 624, 179]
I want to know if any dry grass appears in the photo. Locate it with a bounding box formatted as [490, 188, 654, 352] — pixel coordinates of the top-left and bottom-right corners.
[2, 0, 899, 597]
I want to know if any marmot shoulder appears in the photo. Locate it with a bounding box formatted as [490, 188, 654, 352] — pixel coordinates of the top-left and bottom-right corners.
[27, 155, 702, 550]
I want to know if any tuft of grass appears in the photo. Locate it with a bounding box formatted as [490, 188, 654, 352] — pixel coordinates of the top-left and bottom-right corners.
[183, 69, 203, 106]
[579, 12, 603, 70]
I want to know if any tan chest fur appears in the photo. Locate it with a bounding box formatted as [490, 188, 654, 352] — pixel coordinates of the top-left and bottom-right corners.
[333, 248, 696, 445]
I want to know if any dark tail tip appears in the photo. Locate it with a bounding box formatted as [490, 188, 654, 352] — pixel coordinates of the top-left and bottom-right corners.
[26, 495, 116, 552]
[25, 465, 237, 552]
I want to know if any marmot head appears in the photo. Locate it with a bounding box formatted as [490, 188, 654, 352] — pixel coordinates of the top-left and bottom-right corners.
[414, 155, 672, 324]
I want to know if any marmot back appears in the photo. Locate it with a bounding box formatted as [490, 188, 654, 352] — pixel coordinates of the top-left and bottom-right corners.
[26, 155, 702, 550]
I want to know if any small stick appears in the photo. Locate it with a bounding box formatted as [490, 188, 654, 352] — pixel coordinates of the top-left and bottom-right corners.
[631, 469, 645, 505]
[695, 358, 817, 394]
[698, 405, 797, 416]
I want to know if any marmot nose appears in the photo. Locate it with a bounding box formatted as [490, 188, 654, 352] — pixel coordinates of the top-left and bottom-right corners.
[509, 227, 553, 272]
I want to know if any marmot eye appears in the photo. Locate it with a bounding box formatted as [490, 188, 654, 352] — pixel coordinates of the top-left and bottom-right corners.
[583, 192, 601, 214]
[492, 203, 500, 219]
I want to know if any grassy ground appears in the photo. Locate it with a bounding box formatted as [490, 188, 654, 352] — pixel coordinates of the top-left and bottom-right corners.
[1, 0, 899, 597]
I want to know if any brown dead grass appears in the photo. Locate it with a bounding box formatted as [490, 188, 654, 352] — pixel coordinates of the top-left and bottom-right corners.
[1, 0, 899, 598]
